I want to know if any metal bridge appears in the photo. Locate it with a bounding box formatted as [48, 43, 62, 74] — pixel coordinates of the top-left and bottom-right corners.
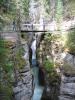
[0, 20, 75, 33]
[0, 23, 56, 33]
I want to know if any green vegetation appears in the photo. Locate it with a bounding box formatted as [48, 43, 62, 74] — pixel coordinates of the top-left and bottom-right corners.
[44, 33, 52, 52]
[15, 48, 26, 69]
[63, 0, 75, 19]
[44, 33, 52, 42]
[44, 59, 54, 72]
[66, 29, 75, 55]
[0, 0, 16, 30]
[0, 38, 26, 99]
[43, 58, 60, 86]
[0, 0, 16, 19]
[55, 0, 63, 23]
[0, 0, 30, 98]
[22, 0, 30, 18]
[35, 0, 50, 18]
[0, 39, 10, 68]
[0, 83, 13, 100]
[0, 0, 30, 30]
[0, 38, 14, 100]
[1, 0, 75, 99]
[52, 34, 62, 41]
[69, 0, 75, 16]
[43, 0, 50, 16]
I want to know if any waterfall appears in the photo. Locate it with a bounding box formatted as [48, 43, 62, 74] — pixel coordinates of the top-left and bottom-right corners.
[31, 38, 44, 100]
[31, 39, 36, 66]
[31, 39, 36, 59]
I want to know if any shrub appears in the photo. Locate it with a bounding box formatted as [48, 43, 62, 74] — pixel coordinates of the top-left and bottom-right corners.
[43, 59, 60, 85]
[44, 59, 54, 72]
[66, 29, 75, 55]
[15, 48, 26, 69]
[0, 83, 13, 100]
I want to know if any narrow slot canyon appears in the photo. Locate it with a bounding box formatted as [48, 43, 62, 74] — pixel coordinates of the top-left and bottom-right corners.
[29, 35, 44, 100]
[1, 0, 75, 100]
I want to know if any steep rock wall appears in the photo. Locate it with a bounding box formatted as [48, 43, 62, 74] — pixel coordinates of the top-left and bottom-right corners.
[13, 43, 33, 100]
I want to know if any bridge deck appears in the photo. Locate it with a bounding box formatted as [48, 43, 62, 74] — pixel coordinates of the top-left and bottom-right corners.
[21, 30, 47, 32]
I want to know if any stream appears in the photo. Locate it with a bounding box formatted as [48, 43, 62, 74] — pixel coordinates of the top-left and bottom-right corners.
[31, 39, 44, 100]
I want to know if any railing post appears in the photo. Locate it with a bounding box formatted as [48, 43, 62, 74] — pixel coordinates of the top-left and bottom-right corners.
[43, 23, 45, 34]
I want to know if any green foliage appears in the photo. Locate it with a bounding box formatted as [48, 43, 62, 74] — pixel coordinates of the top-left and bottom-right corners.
[44, 59, 54, 72]
[38, 0, 50, 18]
[43, 0, 50, 15]
[44, 59, 60, 85]
[0, 38, 14, 100]
[4, 62, 13, 73]
[15, 48, 26, 69]
[0, 39, 25, 100]
[52, 34, 62, 41]
[0, 0, 16, 13]
[0, 39, 8, 66]
[55, 0, 63, 23]
[0, 83, 13, 100]
[0, 0, 16, 30]
[66, 29, 75, 54]
[44, 33, 52, 43]
[64, 0, 75, 17]
[0, 39, 14, 72]
[0, 0, 16, 21]
[22, 0, 30, 18]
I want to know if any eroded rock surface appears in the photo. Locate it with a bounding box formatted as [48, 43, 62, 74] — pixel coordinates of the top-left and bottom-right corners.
[59, 75, 75, 100]
[13, 43, 33, 100]
[59, 54, 75, 100]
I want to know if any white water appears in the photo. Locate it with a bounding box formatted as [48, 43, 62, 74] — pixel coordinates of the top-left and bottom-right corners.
[31, 39, 36, 60]
[31, 39, 44, 100]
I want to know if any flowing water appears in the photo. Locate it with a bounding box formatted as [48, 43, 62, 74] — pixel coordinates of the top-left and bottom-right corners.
[31, 39, 44, 100]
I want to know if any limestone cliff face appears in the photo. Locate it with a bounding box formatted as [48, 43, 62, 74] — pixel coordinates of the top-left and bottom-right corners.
[37, 34, 61, 100]
[13, 43, 33, 100]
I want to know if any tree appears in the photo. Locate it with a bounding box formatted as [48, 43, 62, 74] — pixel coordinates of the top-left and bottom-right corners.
[55, 0, 63, 23]
[66, 29, 75, 55]
[0, 37, 13, 100]
[0, 0, 16, 30]
[22, 0, 30, 19]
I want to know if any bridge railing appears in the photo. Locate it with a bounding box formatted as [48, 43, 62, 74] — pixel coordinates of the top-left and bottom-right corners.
[0, 20, 75, 32]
